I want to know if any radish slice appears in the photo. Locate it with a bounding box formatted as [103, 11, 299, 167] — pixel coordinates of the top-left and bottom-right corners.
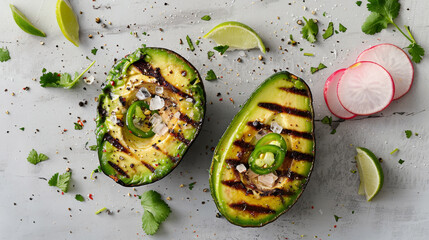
[357, 43, 414, 100]
[324, 69, 356, 119]
[338, 61, 394, 115]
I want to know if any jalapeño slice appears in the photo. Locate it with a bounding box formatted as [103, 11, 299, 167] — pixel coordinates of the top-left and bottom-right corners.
[125, 100, 156, 138]
[255, 132, 287, 150]
[248, 145, 285, 175]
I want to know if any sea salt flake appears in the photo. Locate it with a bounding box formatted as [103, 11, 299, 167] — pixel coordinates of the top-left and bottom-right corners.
[149, 95, 165, 110]
[136, 87, 151, 100]
[236, 164, 247, 173]
[153, 122, 168, 136]
[155, 86, 164, 94]
[185, 98, 193, 103]
[84, 75, 95, 85]
[149, 113, 163, 126]
[270, 121, 283, 134]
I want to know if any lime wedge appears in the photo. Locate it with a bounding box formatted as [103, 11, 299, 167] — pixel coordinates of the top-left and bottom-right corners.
[355, 147, 384, 201]
[203, 21, 266, 53]
[56, 0, 80, 47]
[10, 4, 46, 37]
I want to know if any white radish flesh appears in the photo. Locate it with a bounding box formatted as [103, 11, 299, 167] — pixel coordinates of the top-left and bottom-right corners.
[357, 43, 414, 100]
[338, 61, 394, 115]
[324, 69, 356, 119]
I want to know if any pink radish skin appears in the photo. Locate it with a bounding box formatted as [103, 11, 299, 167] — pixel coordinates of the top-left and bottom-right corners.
[338, 61, 395, 116]
[357, 43, 414, 100]
[324, 69, 356, 119]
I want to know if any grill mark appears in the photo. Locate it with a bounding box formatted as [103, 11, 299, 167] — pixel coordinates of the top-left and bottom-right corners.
[108, 161, 130, 178]
[259, 188, 295, 197]
[141, 161, 155, 172]
[221, 180, 247, 191]
[104, 134, 129, 153]
[179, 112, 200, 128]
[169, 129, 191, 145]
[258, 102, 312, 119]
[287, 151, 314, 162]
[233, 140, 254, 151]
[152, 144, 180, 163]
[133, 59, 157, 77]
[279, 87, 309, 97]
[247, 121, 313, 140]
[277, 170, 306, 180]
[225, 159, 244, 168]
[230, 202, 276, 215]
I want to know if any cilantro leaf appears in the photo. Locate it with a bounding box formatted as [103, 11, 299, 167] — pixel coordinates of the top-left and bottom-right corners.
[321, 116, 332, 126]
[213, 45, 229, 55]
[205, 70, 217, 81]
[367, 0, 400, 21]
[27, 149, 49, 165]
[362, 12, 390, 35]
[405, 130, 412, 138]
[40, 61, 95, 89]
[334, 215, 341, 222]
[398, 159, 404, 164]
[356, 1, 363, 6]
[407, 42, 424, 63]
[311, 63, 327, 74]
[186, 35, 195, 51]
[141, 190, 171, 235]
[48, 172, 72, 193]
[301, 17, 318, 43]
[0, 47, 11, 62]
[75, 194, 85, 202]
[201, 15, 211, 21]
[339, 23, 347, 32]
[91, 47, 98, 55]
[89, 145, 98, 151]
[74, 122, 83, 130]
[323, 22, 334, 40]
[207, 51, 214, 59]
[330, 129, 337, 134]
[188, 182, 196, 190]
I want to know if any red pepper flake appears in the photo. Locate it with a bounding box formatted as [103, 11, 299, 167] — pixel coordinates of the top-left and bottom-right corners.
[88, 194, 94, 200]
[77, 119, 84, 127]
[229, 98, 234, 104]
[219, 98, 223, 101]
[155, 164, 159, 166]
[129, 130, 132, 133]
[334, 225, 337, 228]
[110, 81, 115, 86]
[64, 129, 68, 132]
[311, 206, 314, 209]
[103, 149, 106, 152]
[134, 194, 137, 197]
[57, 74, 61, 77]
[61, 192, 64, 195]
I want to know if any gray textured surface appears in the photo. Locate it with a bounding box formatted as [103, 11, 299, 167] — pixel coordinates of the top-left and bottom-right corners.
[1, 0, 428, 239]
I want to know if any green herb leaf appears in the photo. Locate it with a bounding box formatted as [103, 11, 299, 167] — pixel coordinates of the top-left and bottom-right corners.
[321, 116, 332, 126]
[188, 182, 196, 190]
[40, 61, 95, 88]
[356, 1, 362, 6]
[390, 148, 399, 155]
[48, 172, 72, 193]
[95, 207, 107, 215]
[205, 69, 217, 81]
[334, 215, 341, 222]
[91, 48, 98, 55]
[19, 127, 25, 131]
[89, 145, 98, 151]
[398, 159, 404, 164]
[74, 122, 83, 130]
[323, 22, 334, 40]
[407, 42, 425, 63]
[75, 194, 85, 202]
[405, 130, 412, 138]
[196, 40, 200, 46]
[339, 23, 347, 32]
[330, 129, 337, 135]
[301, 17, 319, 43]
[201, 15, 211, 21]
[361, 12, 390, 35]
[213, 45, 229, 55]
[207, 51, 214, 59]
[350, 170, 357, 174]
[27, 149, 49, 165]
[186, 35, 195, 51]
[367, 0, 400, 21]
[311, 63, 327, 74]
[141, 190, 171, 235]
[288, 34, 297, 45]
[304, 53, 314, 56]
[0, 47, 11, 62]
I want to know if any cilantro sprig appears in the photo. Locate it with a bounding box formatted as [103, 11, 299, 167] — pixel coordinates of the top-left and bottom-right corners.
[27, 149, 49, 165]
[48, 172, 72, 193]
[301, 17, 319, 43]
[205, 69, 217, 81]
[141, 190, 171, 235]
[361, 0, 424, 63]
[311, 63, 327, 74]
[40, 61, 95, 88]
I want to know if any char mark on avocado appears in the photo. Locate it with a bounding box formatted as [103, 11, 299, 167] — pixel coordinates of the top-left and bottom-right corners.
[141, 161, 156, 172]
[233, 140, 255, 151]
[104, 134, 129, 153]
[168, 129, 191, 145]
[179, 112, 200, 128]
[152, 144, 181, 163]
[258, 102, 312, 119]
[133, 59, 158, 77]
[247, 121, 313, 140]
[229, 202, 276, 215]
[287, 151, 314, 162]
[276, 170, 306, 180]
[107, 161, 130, 178]
[279, 87, 309, 97]
[259, 188, 295, 197]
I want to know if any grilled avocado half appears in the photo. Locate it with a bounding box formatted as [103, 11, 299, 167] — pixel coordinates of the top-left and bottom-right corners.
[209, 72, 315, 227]
[96, 47, 205, 186]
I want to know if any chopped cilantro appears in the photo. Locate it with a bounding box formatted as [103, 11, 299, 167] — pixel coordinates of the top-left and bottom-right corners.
[323, 12, 327, 17]
[361, 0, 424, 63]
[207, 51, 214, 59]
[91, 48, 98, 55]
[89, 145, 98, 151]
[186, 35, 195, 51]
[143, 32, 147, 35]
[141, 190, 171, 235]
[48, 172, 72, 193]
[398, 159, 405, 164]
[334, 215, 341, 222]
[356, 1, 362, 6]
[201, 15, 211, 21]
[74, 123, 83, 130]
[0, 47, 11, 62]
[321, 116, 332, 126]
[339, 23, 347, 32]
[75, 194, 85, 202]
[350, 170, 357, 174]
[40, 61, 95, 88]
[19, 127, 25, 131]
[188, 182, 196, 190]
[196, 40, 200, 46]
[288, 34, 297, 45]
[323, 22, 334, 40]
[205, 69, 217, 81]
[214, 45, 229, 55]
[301, 17, 319, 43]
[405, 130, 412, 138]
[311, 63, 327, 74]
[390, 148, 399, 155]
[95, 207, 107, 215]
[330, 129, 336, 135]
[303, 53, 314, 56]
[27, 149, 49, 165]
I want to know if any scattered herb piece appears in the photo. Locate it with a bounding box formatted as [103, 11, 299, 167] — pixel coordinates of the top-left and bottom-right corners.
[323, 12, 327, 17]
[91, 47, 98, 55]
[323, 22, 334, 40]
[207, 51, 214, 59]
[405, 130, 412, 138]
[398, 159, 405, 164]
[74, 122, 83, 130]
[19, 127, 25, 131]
[301, 17, 319, 43]
[334, 215, 341, 222]
[141, 190, 171, 235]
[201, 15, 211, 21]
[75, 194, 85, 202]
[390, 148, 399, 155]
[330, 129, 337, 135]
[205, 69, 217, 81]
[304, 53, 314, 56]
[95, 207, 107, 215]
[311, 63, 327, 74]
[186, 35, 195, 51]
[40, 61, 95, 88]
[143, 32, 147, 35]
[48, 172, 72, 193]
[339, 23, 347, 32]
[196, 40, 200, 46]
[361, 0, 424, 63]
[321, 116, 332, 126]
[288, 34, 297, 45]
[356, 1, 362, 6]
[188, 182, 196, 190]
[0, 47, 11, 62]
[350, 170, 357, 174]
[90, 166, 102, 180]
[27, 149, 49, 165]
[89, 145, 98, 151]
[213, 45, 229, 55]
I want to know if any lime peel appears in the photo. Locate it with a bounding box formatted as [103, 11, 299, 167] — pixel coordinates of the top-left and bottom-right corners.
[356, 147, 384, 201]
[10, 4, 46, 37]
[56, 0, 80, 47]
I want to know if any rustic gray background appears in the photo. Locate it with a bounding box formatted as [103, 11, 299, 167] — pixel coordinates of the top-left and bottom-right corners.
[1, 0, 428, 239]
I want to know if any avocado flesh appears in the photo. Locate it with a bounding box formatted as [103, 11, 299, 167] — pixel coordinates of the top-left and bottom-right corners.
[96, 47, 205, 186]
[209, 72, 315, 227]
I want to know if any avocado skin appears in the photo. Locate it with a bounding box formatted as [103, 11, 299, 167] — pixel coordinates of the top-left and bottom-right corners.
[209, 71, 315, 227]
[96, 47, 206, 187]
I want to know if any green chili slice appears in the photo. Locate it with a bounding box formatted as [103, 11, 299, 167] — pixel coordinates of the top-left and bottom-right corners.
[125, 101, 155, 138]
[248, 145, 285, 175]
[255, 133, 287, 151]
